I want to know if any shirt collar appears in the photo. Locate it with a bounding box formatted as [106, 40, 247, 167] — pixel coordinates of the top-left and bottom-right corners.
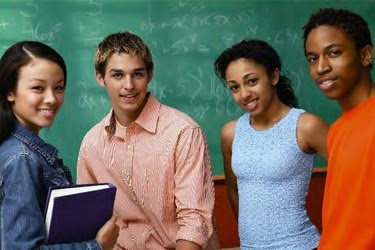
[11, 122, 59, 165]
[104, 93, 160, 135]
[136, 93, 160, 133]
[342, 92, 375, 117]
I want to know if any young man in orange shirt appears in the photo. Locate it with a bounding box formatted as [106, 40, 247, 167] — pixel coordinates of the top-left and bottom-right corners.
[77, 31, 219, 250]
[303, 8, 375, 249]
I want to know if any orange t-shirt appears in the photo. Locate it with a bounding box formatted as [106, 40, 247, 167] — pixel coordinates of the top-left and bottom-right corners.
[319, 95, 375, 250]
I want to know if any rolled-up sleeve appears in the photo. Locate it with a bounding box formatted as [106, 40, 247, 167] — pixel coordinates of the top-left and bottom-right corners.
[174, 127, 215, 247]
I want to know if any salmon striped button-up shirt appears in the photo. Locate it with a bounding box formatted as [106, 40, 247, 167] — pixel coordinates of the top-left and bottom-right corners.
[77, 94, 219, 249]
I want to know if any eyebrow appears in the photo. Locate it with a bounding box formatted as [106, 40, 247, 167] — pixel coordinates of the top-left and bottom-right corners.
[242, 73, 256, 80]
[325, 43, 343, 50]
[133, 67, 146, 72]
[29, 78, 65, 83]
[109, 67, 146, 73]
[306, 43, 343, 55]
[227, 72, 256, 84]
[29, 78, 46, 82]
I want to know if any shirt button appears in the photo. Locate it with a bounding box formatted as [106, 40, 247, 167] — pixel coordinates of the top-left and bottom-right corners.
[120, 220, 128, 228]
[127, 145, 132, 149]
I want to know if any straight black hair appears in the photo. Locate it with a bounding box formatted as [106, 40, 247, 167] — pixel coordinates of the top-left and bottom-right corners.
[0, 41, 66, 143]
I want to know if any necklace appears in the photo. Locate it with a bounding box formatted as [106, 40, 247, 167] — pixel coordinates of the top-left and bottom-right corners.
[250, 106, 289, 129]
[271, 107, 288, 126]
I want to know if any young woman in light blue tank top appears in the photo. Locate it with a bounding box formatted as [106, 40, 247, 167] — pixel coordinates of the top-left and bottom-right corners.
[214, 40, 329, 249]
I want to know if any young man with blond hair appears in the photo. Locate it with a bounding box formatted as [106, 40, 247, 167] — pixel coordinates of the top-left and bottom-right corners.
[77, 31, 219, 250]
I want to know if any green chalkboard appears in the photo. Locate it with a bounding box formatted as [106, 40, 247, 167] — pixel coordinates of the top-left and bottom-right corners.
[1, 0, 374, 178]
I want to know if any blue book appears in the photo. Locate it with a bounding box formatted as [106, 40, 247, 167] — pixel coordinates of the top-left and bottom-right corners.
[44, 183, 116, 244]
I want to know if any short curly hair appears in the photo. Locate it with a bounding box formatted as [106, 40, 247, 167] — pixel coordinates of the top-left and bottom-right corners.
[303, 8, 372, 52]
[95, 31, 153, 76]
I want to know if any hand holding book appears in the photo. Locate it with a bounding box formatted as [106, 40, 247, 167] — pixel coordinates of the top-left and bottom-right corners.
[95, 215, 119, 250]
[44, 183, 119, 247]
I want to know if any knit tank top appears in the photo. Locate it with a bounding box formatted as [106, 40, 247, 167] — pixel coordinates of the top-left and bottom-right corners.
[232, 108, 319, 249]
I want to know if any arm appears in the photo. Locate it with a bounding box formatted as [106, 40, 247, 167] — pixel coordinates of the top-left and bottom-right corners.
[1, 154, 101, 250]
[221, 120, 239, 219]
[297, 113, 329, 161]
[95, 215, 119, 250]
[174, 127, 215, 249]
[176, 239, 201, 250]
[77, 139, 98, 184]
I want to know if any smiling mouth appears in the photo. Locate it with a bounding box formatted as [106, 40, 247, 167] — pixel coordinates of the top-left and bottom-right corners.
[37, 109, 56, 115]
[316, 76, 337, 90]
[319, 79, 334, 86]
[244, 99, 256, 106]
[243, 99, 257, 110]
[120, 93, 138, 98]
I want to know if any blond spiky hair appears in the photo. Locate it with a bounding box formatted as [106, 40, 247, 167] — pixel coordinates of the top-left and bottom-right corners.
[94, 30, 153, 76]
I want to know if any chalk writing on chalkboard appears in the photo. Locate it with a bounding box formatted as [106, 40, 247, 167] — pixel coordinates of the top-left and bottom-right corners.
[2, 0, 360, 176]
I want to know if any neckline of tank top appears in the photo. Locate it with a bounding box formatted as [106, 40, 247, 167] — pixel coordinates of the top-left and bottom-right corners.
[249, 107, 292, 132]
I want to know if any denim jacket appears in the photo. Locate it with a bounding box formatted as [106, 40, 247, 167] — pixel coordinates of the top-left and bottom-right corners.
[0, 122, 101, 250]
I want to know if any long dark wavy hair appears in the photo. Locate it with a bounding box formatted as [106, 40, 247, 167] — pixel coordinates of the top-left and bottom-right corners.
[214, 39, 298, 108]
[0, 41, 67, 143]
